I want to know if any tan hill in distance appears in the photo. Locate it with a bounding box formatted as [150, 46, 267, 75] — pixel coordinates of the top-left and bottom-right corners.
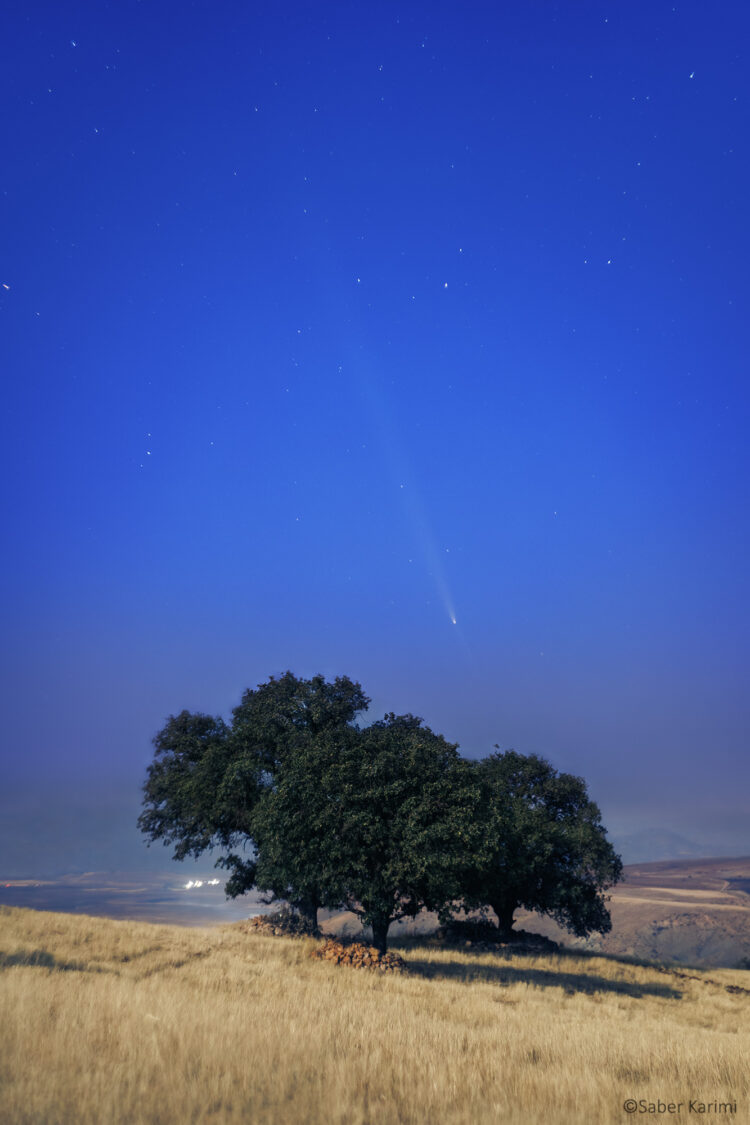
[517, 856, 750, 968]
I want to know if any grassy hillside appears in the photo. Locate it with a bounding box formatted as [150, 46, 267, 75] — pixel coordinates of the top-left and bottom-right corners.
[1, 905, 748, 1124]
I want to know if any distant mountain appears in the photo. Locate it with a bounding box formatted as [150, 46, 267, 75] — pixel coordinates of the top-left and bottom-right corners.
[610, 829, 710, 865]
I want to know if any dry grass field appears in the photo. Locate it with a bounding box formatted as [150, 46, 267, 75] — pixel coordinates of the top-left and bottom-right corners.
[1, 905, 749, 1125]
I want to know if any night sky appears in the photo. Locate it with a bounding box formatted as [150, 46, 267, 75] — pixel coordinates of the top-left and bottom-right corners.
[2, 1, 749, 878]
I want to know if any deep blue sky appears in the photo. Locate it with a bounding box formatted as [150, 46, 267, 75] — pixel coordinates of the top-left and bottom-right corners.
[2, 1, 749, 876]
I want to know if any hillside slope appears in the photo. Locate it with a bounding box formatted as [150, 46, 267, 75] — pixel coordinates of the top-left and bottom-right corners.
[1, 905, 749, 1124]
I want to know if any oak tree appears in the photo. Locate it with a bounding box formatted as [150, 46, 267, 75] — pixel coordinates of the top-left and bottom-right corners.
[138, 671, 369, 929]
[461, 750, 622, 937]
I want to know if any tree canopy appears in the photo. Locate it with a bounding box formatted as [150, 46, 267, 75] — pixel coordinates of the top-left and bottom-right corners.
[461, 750, 623, 937]
[139, 673, 622, 952]
[136, 710, 256, 862]
[251, 713, 481, 951]
[332, 714, 481, 952]
[138, 671, 370, 925]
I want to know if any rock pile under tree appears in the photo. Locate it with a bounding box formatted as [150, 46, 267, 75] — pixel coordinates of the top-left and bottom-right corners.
[242, 905, 320, 937]
[310, 939, 407, 973]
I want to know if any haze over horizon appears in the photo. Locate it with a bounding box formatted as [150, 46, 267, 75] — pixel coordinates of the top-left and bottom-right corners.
[2, 1, 749, 881]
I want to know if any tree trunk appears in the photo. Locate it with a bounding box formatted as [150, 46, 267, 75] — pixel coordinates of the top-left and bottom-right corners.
[491, 900, 516, 938]
[294, 893, 319, 932]
[370, 915, 391, 955]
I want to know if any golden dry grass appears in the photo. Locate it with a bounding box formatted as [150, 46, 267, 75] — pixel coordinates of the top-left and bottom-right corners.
[1, 904, 748, 1124]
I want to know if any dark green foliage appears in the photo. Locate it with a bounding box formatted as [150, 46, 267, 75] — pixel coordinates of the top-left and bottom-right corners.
[137, 710, 259, 862]
[231, 671, 370, 773]
[138, 672, 370, 925]
[461, 750, 623, 937]
[139, 672, 621, 955]
[308, 714, 481, 952]
[247, 725, 356, 923]
[219, 672, 370, 925]
[214, 712, 481, 952]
